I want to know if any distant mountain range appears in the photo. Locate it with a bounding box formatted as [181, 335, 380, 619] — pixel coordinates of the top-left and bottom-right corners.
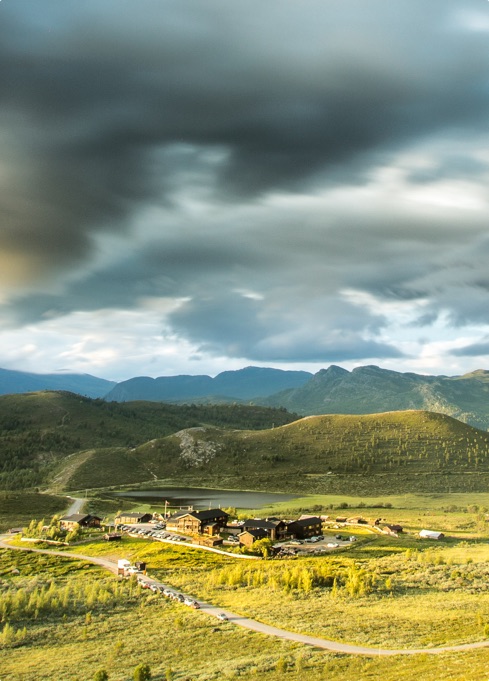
[0, 368, 115, 398]
[3, 364, 489, 431]
[104, 366, 311, 402]
[106, 364, 489, 431]
[260, 365, 489, 430]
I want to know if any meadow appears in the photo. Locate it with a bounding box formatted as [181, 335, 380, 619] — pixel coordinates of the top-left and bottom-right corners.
[3, 496, 489, 680]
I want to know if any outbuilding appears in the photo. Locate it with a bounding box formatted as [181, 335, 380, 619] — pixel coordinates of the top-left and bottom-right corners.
[419, 529, 444, 540]
[59, 514, 102, 530]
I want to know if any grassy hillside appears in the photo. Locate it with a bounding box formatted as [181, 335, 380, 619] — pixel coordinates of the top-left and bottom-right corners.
[0, 391, 297, 490]
[66, 410, 489, 494]
[0, 491, 68, 532]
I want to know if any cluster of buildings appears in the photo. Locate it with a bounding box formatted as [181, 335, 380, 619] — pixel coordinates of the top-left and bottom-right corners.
[114, 509, 324, 548]
[56, 509, 444, 545]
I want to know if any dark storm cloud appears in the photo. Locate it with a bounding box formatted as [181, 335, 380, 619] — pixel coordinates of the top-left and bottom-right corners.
[2, 0, 489, 368]
[1, 0, 488, 285]
[3, 185, 488, 362]
[166, 289, 404, 362]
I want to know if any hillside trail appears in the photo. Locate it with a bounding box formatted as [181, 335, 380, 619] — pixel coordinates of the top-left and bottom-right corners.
[1, 537, 489, 657]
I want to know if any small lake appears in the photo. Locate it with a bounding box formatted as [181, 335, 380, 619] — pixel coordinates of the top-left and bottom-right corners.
[110, 486, 299, 510]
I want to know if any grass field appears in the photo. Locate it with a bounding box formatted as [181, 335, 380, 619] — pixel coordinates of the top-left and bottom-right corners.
[60, 512, 489, 652]
[3, 487, 489, 679]
[3, 544, 489, 680]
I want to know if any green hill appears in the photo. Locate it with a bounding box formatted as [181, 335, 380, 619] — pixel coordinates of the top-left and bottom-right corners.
[0, 391, 297, 490]
[69, 410, 489, 495]
[5, 390, 489, 496]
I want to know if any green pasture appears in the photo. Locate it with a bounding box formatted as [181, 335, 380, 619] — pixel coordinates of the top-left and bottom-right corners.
[3, 542, 489, 680]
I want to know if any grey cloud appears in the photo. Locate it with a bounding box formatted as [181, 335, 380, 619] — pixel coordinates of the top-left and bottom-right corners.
[452, 341, 489, 357]
[2, 0, 489, 371]
[1, 0, 488, 286]
[408, 155, 489, 185]
[166, 289, 404, 362]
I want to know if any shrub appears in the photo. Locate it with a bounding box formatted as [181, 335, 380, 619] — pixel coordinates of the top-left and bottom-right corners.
[94, 670, 109, 681]
[275, 657, 287, 673]
[134, 663, 152, 681]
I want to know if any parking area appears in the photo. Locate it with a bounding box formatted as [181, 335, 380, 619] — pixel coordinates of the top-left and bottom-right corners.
[278, 533, 357, 555]
[119, 522, 191, 544]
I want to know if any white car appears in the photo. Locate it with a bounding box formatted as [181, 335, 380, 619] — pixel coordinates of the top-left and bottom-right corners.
[327, 542, 339, 548]
[217, 613, 228, 621]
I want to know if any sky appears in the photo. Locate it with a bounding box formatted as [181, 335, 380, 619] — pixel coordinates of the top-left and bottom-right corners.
[1, 0, 489, 382]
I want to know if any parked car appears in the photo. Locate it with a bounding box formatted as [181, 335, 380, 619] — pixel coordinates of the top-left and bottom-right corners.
[191, 601, 200, 609]
[217, 613, 228, 621]
[327, 542, 339, 548]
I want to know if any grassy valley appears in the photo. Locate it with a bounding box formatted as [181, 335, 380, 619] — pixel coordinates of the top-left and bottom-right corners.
[3, 392, 489, 497]
[4, 387, 489, 681]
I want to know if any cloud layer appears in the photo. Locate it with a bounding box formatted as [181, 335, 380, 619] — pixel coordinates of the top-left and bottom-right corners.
[1, 0, 489, 378]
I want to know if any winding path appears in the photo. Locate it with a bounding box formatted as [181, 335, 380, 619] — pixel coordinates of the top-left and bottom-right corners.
[1, 536, 488, 657]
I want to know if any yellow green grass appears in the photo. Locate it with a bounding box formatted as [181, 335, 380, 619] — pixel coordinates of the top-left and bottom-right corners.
[61, 527, 489, 651]
[3, 547, 489, 680]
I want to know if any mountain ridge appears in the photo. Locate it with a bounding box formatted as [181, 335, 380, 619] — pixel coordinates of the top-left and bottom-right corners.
[3, 364, 489, 432]
[0, 368, 115, 398]
[104, 366, 312, 402]
[259, 365, 489, 430]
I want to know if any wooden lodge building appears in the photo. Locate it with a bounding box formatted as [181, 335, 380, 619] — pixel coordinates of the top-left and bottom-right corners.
[115, 512, 152, 525]
[238, 528, 269, 548]
[286, 516, 322, 539]
[241, 518, 287, 541]
[166, 509, 229, 536]
[59, 514, 102, 531]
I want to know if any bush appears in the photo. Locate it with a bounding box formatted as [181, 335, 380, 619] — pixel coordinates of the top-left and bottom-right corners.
[134, 663, 151, 681]
[94, 670, 109, 681]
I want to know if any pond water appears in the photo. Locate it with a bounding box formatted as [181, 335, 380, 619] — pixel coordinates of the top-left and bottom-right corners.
[110, 486, 299, 510]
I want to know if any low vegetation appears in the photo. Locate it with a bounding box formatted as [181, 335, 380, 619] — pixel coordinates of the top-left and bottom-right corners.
[123, 410, 489, 495]
[4, 517, 489, 680]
